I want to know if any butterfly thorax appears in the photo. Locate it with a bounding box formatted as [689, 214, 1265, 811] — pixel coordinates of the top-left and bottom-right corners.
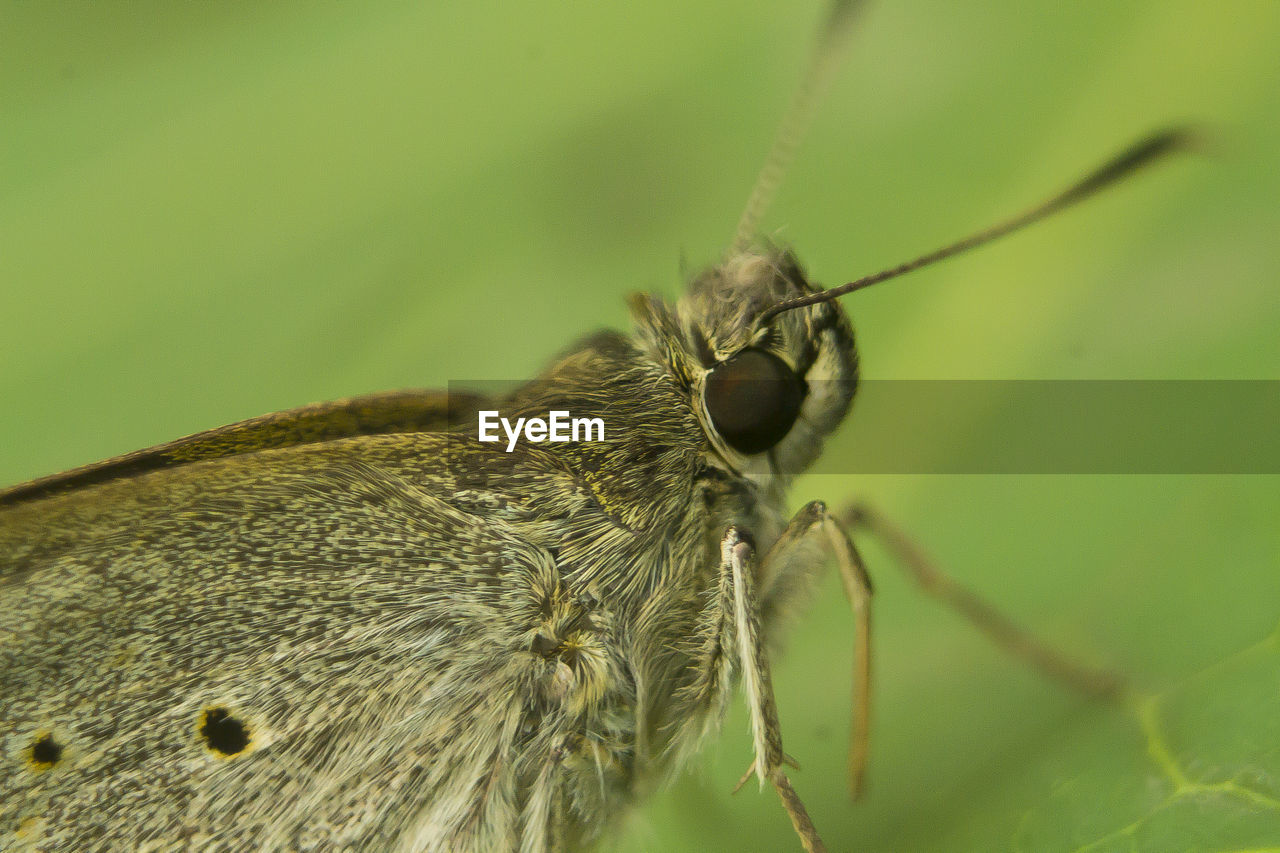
[487, 249, 857, 844]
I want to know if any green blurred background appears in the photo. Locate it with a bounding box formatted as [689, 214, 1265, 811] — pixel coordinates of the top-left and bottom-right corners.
[3, 2, 1277, 850]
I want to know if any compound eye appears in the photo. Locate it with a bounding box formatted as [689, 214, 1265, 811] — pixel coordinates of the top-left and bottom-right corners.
[704, 348, 806, 455]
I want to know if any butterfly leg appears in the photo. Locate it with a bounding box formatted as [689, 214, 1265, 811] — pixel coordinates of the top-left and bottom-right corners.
[755, 501, 874, 799]
[722, 521, 853, 853]
[840, 502, 1122, 697]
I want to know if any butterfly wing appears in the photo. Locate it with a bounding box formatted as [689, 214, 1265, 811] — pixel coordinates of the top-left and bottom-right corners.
[0, 388, 491, 507]
[1, 426, 588, 851]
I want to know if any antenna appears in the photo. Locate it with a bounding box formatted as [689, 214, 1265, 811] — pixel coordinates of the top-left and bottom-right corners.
[731, 0, 864, 254]
[758, 127, 1201, 324]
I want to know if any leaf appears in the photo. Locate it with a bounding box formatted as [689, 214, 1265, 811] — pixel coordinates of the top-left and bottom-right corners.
[1016, 627, 1280, 852]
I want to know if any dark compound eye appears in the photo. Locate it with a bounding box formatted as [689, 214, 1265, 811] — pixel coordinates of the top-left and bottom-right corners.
[704, 348, 806, 455]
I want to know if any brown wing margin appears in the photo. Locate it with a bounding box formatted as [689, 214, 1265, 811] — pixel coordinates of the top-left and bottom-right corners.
[0, 389, 491, 507]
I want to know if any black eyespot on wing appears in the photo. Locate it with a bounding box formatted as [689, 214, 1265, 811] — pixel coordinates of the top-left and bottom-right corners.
[704, 348, 806, 455]
[200, 707, 250, 756]
[28, 733, 63, 768]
